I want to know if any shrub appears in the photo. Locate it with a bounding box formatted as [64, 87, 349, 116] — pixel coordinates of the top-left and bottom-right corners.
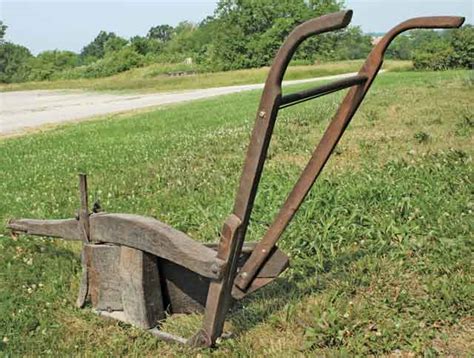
[413, 48, 454, 71]
[28, 50, 79, 81]
[55, 47, 144, 79]
[0, 42, 32, 83]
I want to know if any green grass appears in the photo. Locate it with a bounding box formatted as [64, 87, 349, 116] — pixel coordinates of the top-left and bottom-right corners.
[0, 60, 411, 93]
[0, 70, 473, 356]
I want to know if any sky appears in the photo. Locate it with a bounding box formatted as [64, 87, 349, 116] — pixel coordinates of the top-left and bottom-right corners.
[1, 0, 472, 55]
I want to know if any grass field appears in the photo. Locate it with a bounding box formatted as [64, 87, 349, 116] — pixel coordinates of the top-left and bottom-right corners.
[0, 60, 411, 93]
[0, 69, 473, 356]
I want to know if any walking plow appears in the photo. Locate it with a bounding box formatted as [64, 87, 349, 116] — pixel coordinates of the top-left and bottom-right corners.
[7, 10, 464, 347]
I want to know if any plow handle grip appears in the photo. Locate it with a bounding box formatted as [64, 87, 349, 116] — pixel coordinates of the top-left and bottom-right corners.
[265, 10, 353, 91]
[372, 16, 465, 60]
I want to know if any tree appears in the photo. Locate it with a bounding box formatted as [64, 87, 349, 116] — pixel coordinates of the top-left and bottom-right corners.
[130, 36, 162, 56]
[0, 21, 7, 43]
[81, 31, 120, 60]
[448, 24, 473, 68]
[104, 36, 128, 54]
[148, 25, 174, 42]
[206, 0, 343, 70]
[28, 50, 79, 81]
[0, 42, 33, 83]
[386, 35, 413, 60]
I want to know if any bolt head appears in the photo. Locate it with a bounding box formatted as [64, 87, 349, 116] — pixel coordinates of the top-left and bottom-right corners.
[211, 263, 220, 274]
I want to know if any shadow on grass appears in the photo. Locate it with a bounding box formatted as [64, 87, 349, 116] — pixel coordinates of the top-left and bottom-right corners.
[227, 246, 369, 335]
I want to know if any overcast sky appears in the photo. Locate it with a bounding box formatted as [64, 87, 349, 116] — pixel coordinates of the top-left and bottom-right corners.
[1, 0, 472, 55]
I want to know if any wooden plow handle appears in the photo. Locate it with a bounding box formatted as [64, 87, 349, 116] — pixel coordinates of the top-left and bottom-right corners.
[233, 15, 465, 295]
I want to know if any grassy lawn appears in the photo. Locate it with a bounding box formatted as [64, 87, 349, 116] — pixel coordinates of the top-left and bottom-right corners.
[0, 60, 411, 93]
[0, 69, 472, 356]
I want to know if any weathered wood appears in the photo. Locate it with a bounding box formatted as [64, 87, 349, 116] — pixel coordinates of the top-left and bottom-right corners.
[78, 174, 90, 242]
[231, 246, 289, 299]
[252, 246, 289, 278]
[76, 249, 89, 308]
[89, 213, 225, 280]
[95, 310, 188, 344]
[76, 174, 90, 307]
[7, 218, 82, 241]
[149, 328, 188, 344]
[189, 214, 242, 347]
[159, 259, 210, 314]
[120, 246, 164, 328]
[85, 244, 123, 311]
[205, 241, 256, 255]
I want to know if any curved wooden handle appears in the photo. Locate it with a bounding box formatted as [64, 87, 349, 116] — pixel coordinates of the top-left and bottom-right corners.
[374, 16, 465, 58]
[265, 10, 353, 89]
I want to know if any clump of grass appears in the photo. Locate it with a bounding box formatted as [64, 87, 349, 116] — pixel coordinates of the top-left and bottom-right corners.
[455, 108, 473, 137]
[414, 131, 430, 143]
[364, 108, 381, 122]
[461, 72, 474, 88]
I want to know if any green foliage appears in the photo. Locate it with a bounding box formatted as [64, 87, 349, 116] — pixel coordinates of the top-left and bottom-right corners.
[413, 131, 430, 143]
[80, 31, 121, 60]
[449, 25, 474, 68]
[0, 21, 7, 43]
[0, 42, 33, 83]
[57, 46, 144, 79]
[147, 24, 174, 42]
[205, 0, 343, 70]
[103, 36, 128, 54]
[300, 26, 373, 62]
[388, 26, 473, 70]
[3, 1, 470, 83]
[130, 36, 162, 56]
[28, 50, 79, 81]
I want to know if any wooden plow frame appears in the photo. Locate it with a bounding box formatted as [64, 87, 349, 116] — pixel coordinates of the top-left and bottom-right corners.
[7, 10, 464, 348]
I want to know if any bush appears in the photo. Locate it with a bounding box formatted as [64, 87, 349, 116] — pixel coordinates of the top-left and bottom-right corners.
[55, 46, 144, 79]
[397, 26, 473, 71]
[28, 50, 79, 81]
[413, 48, 454, 71]
[0, 42, 32, 83]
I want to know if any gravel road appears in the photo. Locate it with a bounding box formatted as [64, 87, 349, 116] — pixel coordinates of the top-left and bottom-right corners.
[0, 72, 365, 136]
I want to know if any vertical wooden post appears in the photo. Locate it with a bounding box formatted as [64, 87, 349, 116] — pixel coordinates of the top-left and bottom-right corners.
[76, 173, 90, 308]
[189, 214, 241, 347]
[78, 173, 90, 242]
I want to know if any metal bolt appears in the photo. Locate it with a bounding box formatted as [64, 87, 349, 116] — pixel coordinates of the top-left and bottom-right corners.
[261, 248, 267, 253]
[258, 111, 266, 118]
[240, 272, 248, 278]
[211, 263, 220, 274]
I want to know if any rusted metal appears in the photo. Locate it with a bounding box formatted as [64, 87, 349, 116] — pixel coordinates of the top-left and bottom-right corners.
[279, 74, 368, 108]
[5, 11, 465, 349]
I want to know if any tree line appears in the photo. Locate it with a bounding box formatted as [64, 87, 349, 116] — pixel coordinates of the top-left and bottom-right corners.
[0, 0, 472, 83]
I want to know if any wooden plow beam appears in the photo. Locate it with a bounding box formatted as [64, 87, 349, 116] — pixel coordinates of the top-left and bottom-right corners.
[6, 11, 464, 348]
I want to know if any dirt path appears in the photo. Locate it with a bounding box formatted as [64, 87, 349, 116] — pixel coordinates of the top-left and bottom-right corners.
[0, 72, 369, 136]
